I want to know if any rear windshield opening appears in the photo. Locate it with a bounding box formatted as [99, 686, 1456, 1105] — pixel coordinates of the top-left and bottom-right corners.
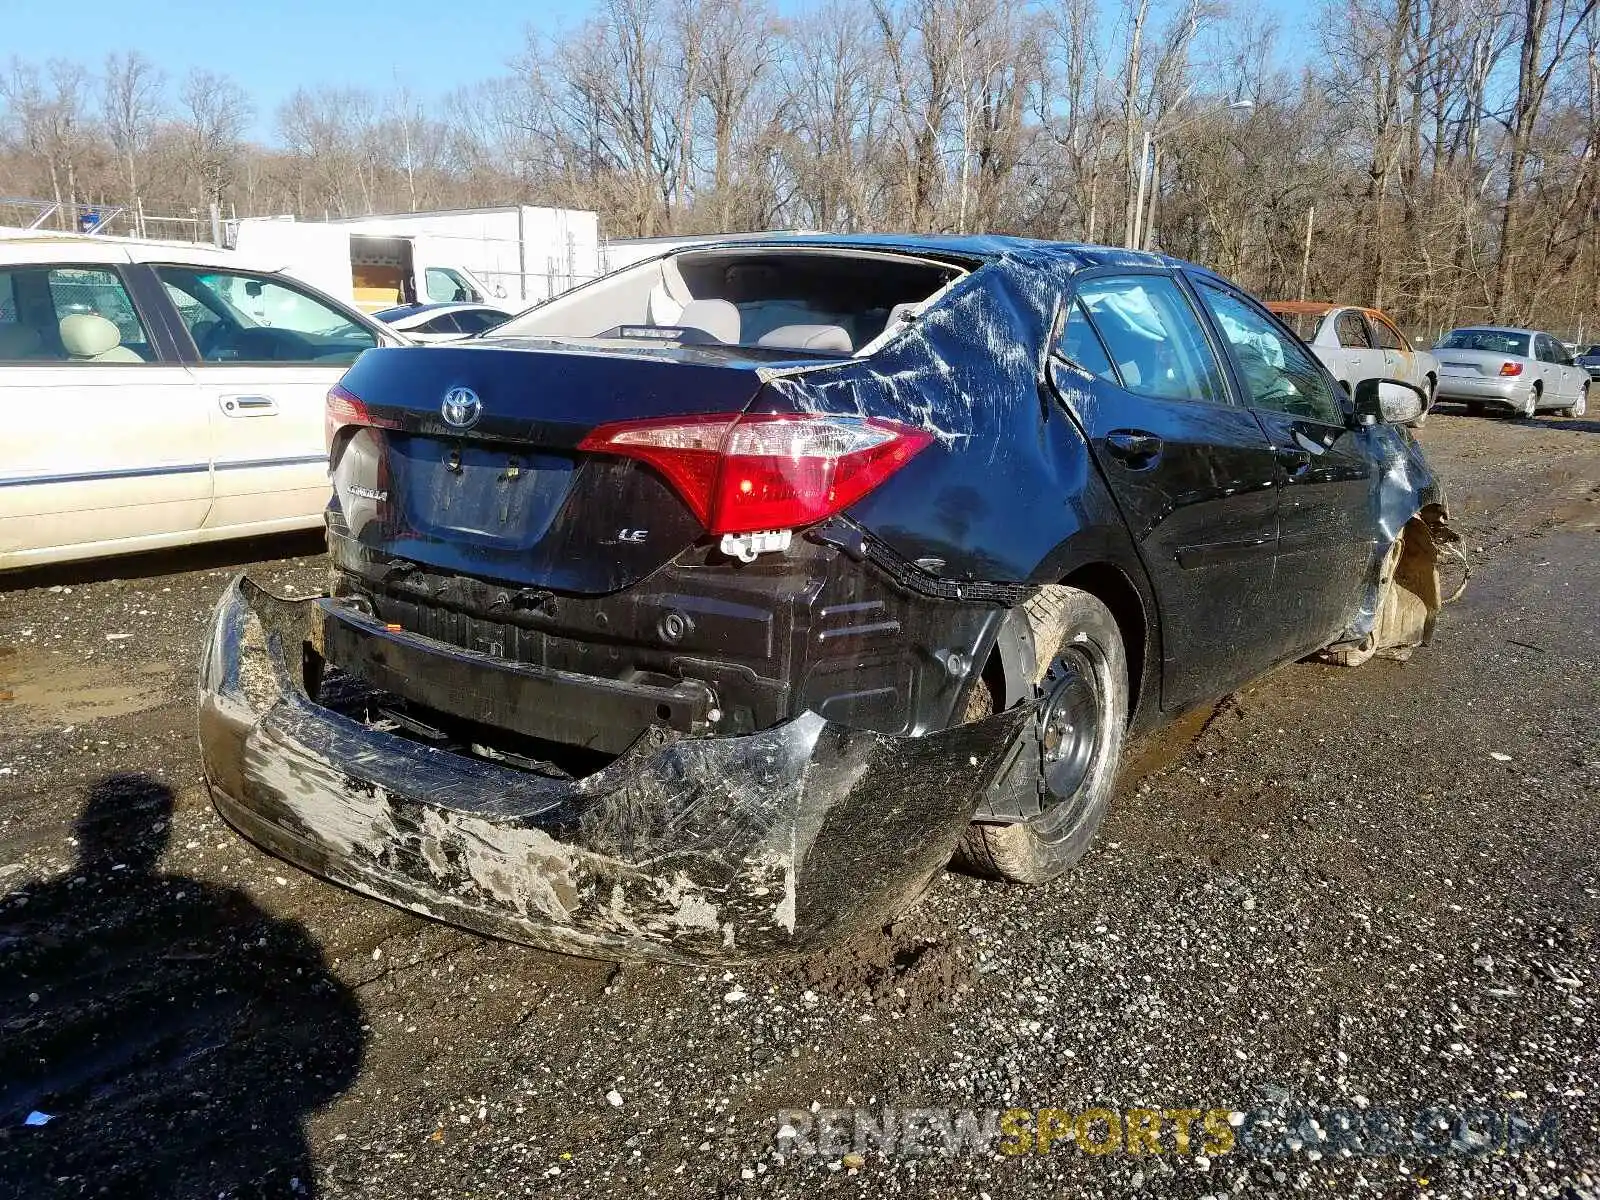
[1439, 329, 1530, 356]
[492, 246, 968, 356]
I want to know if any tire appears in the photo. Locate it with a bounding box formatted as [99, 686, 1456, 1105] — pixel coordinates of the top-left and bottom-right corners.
[1523, 386, 1540, 418]
[1560, 386, 1588, 419]
[953, 587, 1129, 884]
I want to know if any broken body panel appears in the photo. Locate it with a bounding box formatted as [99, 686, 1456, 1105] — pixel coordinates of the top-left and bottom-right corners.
[199, 235, 1452, 963]
[199, 577, 1026, 963]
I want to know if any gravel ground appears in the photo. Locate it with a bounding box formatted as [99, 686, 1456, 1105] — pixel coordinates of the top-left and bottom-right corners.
[1, 408, 1597, 1199]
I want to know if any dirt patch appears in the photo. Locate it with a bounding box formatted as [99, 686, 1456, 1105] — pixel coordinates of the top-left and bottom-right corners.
[785, 916, 973, 1013]
[0, 646, 174, 734]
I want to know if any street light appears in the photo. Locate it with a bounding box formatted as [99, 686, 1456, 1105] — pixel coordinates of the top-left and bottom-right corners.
[1128, 98, 1254, 251]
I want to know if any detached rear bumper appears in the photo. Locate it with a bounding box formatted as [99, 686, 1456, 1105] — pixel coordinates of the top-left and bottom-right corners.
[198, 576, 1027, 964]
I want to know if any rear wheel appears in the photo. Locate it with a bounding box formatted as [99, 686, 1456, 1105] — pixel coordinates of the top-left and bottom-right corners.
[953, 588, 1129, 884]
[1523, 386, 1540, 418]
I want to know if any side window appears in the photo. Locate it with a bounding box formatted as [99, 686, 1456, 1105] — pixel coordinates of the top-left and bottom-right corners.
[421, 314, 463, 334]
[1075, 275, 1229, 405]
[155, 266, 377, 366]
[1276, 310, 1318, 342]
[0, 266, 153, 363]
[1335, 311, 1371, 349]
[1057, 300, 1118, 382]
[1196, 283, 1345, 425]
[454, 309, 504, 334]
[1370, 316, 1406, 351]
[425, 268, 475, 304]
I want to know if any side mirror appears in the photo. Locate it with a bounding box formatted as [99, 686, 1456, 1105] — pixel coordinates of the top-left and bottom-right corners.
[1352, 377, 1426, 426]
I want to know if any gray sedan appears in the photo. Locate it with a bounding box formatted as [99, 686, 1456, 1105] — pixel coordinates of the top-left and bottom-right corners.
[1433, 326, 1589, 418]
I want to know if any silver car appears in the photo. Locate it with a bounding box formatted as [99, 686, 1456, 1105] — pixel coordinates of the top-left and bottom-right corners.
[1434, 326, 1589, 418]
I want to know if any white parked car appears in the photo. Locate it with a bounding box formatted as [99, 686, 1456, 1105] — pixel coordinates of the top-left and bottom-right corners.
[0, 232, 402, 571]
[1267, 301, 1439, 424]
[371, 301, 512, 342]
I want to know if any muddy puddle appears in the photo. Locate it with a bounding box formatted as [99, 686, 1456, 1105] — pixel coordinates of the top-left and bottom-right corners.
[0, 645, 174, 734]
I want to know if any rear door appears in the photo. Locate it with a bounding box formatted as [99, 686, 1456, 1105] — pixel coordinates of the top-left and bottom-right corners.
[1053, 270, 1284, 711]
[154, 264, 379, 531]
[0, 258, 209, 565]
[1191, 278, 1376, 653]
[1536, 334, 1579, 406]
[1367, 312, 1417, 386]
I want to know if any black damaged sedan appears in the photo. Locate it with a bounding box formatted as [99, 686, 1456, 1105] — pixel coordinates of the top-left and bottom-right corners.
[199, 235, 1453, 963]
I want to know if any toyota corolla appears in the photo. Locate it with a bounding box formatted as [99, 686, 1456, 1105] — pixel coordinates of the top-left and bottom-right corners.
[198, 235, 1453, 964]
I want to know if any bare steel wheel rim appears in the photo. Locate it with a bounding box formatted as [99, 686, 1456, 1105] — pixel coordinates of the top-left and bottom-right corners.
[1031, 642, 1118, 842]
[1578, 389, 1589, 417]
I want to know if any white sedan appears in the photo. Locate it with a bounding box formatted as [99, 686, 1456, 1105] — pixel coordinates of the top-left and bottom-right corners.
[0, 232, 403, 571]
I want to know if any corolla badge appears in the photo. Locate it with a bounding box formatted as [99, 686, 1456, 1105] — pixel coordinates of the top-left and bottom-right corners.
[440, 386, 482, 430]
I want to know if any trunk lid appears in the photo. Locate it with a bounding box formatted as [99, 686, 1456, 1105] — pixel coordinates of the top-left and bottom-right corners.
[331, 339, 784, 592]
[1435, 347, 1527, 377]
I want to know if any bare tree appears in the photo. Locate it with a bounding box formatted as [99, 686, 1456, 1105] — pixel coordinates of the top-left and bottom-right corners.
[100, 52, 165, 234]
[1493, 0, 1599, 316]
[176, 69, 252, 211]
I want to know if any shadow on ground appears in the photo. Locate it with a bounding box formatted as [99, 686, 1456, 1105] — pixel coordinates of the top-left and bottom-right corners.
[0, 529, 327, 593]
[0, 774, 364, 1198]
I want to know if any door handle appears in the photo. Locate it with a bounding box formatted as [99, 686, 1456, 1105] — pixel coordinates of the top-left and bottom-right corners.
[1105, 430, 1163, 467]
[1277, 448, 1313, 478]
[220, 394, 278, 417]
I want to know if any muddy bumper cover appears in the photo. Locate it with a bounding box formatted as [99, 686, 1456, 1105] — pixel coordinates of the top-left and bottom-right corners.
[198, 576, 1027, 964]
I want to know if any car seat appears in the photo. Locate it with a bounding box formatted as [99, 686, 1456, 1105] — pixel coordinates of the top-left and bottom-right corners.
[676, 299, 741, 344]
[756, 324, 853, 353]
[59, 314, 143, 363]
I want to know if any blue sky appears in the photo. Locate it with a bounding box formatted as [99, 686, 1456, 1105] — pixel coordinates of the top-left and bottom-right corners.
[8, 0, 1314, 141]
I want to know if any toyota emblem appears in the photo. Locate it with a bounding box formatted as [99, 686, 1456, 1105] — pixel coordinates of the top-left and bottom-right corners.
[440, 386, 482, 430]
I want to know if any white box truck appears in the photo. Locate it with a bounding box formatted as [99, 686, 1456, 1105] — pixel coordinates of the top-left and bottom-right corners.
[232, 206, 603, 313]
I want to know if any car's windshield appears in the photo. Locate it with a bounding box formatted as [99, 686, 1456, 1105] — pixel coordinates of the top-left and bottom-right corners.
[1439, 328, 1530, 356]
[1583, 345, 1600, 356]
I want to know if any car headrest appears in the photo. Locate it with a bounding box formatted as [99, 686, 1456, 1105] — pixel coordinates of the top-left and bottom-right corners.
[0, 323, 43, 359]
[676, 299, 740, 344]
[647, 281, 683, 326]
[60, 313, 123, 359]
[756, 324, 853, 354]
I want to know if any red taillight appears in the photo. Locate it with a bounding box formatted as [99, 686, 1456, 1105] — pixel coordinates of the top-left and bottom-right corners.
[1499, 361, 1523, 377]
[578, 413, 934, 535]
[326, 383, 372, 452]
